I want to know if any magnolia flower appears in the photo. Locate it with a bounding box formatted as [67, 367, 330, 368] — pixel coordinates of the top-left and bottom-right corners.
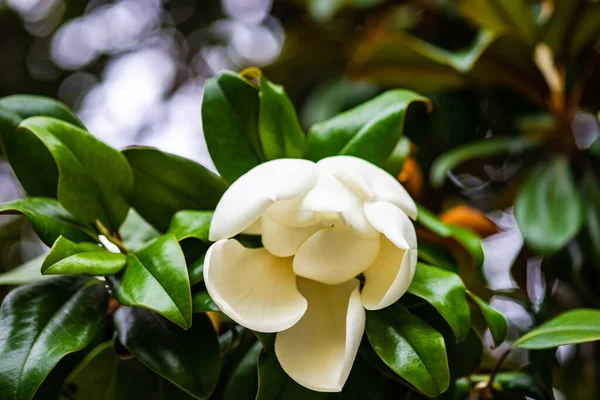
[204, 156, 417, 392]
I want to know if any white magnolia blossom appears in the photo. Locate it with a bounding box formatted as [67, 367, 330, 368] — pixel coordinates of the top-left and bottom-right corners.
[204, 156, 418, 392]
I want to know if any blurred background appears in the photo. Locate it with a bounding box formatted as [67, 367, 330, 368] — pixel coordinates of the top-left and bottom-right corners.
[1, 1, 599, 399]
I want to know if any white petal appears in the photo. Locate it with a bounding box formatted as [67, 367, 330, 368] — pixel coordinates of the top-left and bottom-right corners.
[204, 239, 307, 332]
[364, 201, 417, 250]
[209, 159, 317, 241]
[362, 237, 417, 310]
[318, 156, 417, 219]
[293, 224, 380, 284]
[264, 196, 318, 227]
[275, 278, 365, 392]
[261, 217, 321, 257]
[241, 218, 262, 235]
[300, 171, 376, 236]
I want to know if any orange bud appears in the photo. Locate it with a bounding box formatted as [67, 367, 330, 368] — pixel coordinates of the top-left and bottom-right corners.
[439, 206, 497, 238]
[207, 311, 221, 332]
[398, 157, 423, 200]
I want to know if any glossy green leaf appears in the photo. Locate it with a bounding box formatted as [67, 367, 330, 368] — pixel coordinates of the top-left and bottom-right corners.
[120, 210, 160, 252]
[168, 210, 213, 241]
[515, 158, 585, 255]
[256, 351, 328, 400]
[417, 205, 485, 268]
[446, 328, 483, 379]
[123, 147, 226, 232]
[202, 71, 262, 183]
[180, 239, 210, 285]
[19, 117, 134, 232]
[467, 290, 507, 348]
[582, 172, 600, 264]
[430, 136, 540, 187]
[366, 303, 450, 397]
[222, 341, 262, 400]
[110, 234, 192, 329]
[306, 90, 431, 173]
[512, 309, 600, 349]
[59, 341, 118, 400]
[407, 263, 471, 342]
[256, 72, 306, 159]
[0, 96, 83, 197]
[0, 277, 108, 400]
[192, 290, 219, 312]
[114, 306, 220, 399]
[471, 372, 548, 399]
[416, 243, 457, 272]
[0, 255, 47, 285]
[0, 198, 94, 246]
[458, 0, 536, 43]
[42, 236, 126, 276]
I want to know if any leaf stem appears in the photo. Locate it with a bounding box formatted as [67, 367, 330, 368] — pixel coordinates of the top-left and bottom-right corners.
[483, 348, 512, 399]
[95, 219, 129, 254]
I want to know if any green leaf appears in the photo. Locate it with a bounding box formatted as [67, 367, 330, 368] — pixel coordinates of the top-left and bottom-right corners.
[0, 255, 48, 286]
[59, 341, 118, 400]
[180, 239, 210, 285]
[407, 263, 471, 342]
[123, 147, 226, 232]
[430, 136, 541, 187]
[581, 172, 600, 264]
[120, 210, 160, 252]
[0, 96, 83, 197]
[366, 303, 450, 397]
[109, 234, 192, 329]
[0, 198, 94, 246]
[416, 243, 457, 272]
[192, 290, 219, 312]
[515, 158, 585, 255]
[458, 0, 536, 44]
[256, 351, 328, 400]
[0, 277, 108, 400]
[222, 341, 262, 400]
[471, 372, 548, 399]
[19, 117, 134, 232]
[512, 309, 600, 349]
[307, 0, 384, 22]
[417, 205, 485, 269]
[255, 71, 306, 159]
[168, 210, 213, 241]
[306, 90, 431, 174]
[467, 290, 507, 348]
[446, 328, 483, 379]
[41, 236, 126, 276]
[202, 71, 262, 183]
[114, 306, 220, 399]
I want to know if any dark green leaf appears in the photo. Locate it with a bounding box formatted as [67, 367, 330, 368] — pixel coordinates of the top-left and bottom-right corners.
[306, 90, 431, 174]
[417, 205, 485, 268]
[256, 351, 328, 400]
[332, 355, 386, 400]
[416, 243, 457, 272]
[0, 96, 83, 197]
[512, 309, 600, 349]
[253, 332, 275, 352]
[110, 234, 192, 329]
[168, 210, 213, 241]
[123, 147, 226, 232]
[366, 303, 449, 397]
[202, 71, 262, 183]
[515, 158, 585, 255]
[19, 117, 133, 232]
[222, 341, 262, 400]
[114, 306, 220, 399]
[120, 210, 160, 252]
[42, 236, 126, 276]
[0, 198, 94, 246]
[430, 136, 541, 187]
[471, 372, 548, 399]
[407, 263, 471, 342]
[582, 172, 600, 264]
[467, 290, 507, 348]
[257, 71, 306, 159]
[192, 290, 219, 312]
[446, 328, 483, 379]
[180, 239, 210, 285]
[0, 277, 108, 400]
[0, 255, 47, 285]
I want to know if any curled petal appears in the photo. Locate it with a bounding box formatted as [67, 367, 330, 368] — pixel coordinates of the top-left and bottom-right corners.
[275, 278, 365, 392]
[318, 156, 417, 219]
[262, 217, 321, 257]
[362, 237, 417, 310]
[204, 239, 307, 332]
[294, 224, 380, 285]
[364, 201, 417, 250]
[264, 197, 318, 227]
[209, 159, 317, 241]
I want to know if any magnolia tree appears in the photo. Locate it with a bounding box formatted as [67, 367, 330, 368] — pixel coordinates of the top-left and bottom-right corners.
[1, 1, 600, 398]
